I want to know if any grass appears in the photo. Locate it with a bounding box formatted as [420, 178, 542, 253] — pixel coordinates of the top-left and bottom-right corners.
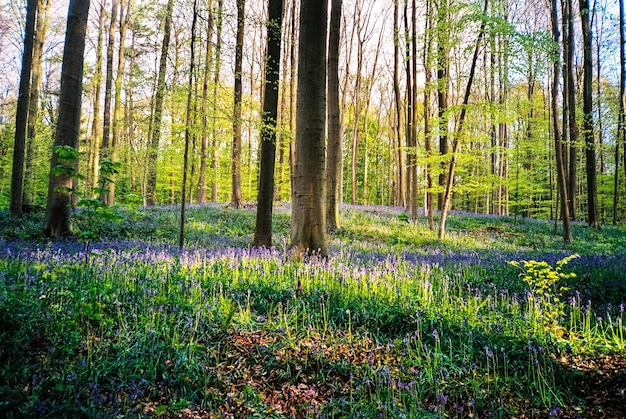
[0, 203, 625, 418]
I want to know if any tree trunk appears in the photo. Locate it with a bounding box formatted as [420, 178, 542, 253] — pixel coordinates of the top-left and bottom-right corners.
[551, 0, 573, 242]
[89, 1, 105, 197]
[290, 0, 328, 257]
[326, 0, 343, 231]
[436, 0, 450, 212]
[100, 0, 119, 205]
[180, 0, 198, 249]
[231, 0, 245, 208]
[197, 0, 214, 204]
[23, 0, 50, 207]
[438, 0, 488, 240]
[146, 0, 174, 206]
[9, 0, 37, 218]
[565, 0, 577, 219]
[393, 0, 406, 208]
[423, 0, 434, 229]
[211, 0, 223, 202]
[579, 0, 599, 227]
[254, 0, 283, 247]
[43, 0, 90, 237]
[108, 0, 131, 206]
[616, 0, 625, 224]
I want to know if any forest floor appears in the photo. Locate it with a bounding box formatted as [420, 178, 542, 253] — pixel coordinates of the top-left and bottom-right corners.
[1, 203, 625, 418]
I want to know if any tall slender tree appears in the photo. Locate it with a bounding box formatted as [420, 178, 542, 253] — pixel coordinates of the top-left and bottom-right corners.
[438, 0, 488, 239]
[254, 0, 283, 247]
[291, 0, 328, 256]
[43, 0, 91, 237]
[197, 0, 214, 204]
[9, 0, 37, 218]
[24, 0, 51, 207]
[326, 0, 343, 231]
[231, 0, 245, 208]
[146, 0, 174, 206]
[180, 0, 198, 249]
[551, 0, 573, 242]
[100, 0, 119, 205]
[616, 0, 625, 224]
[579, 0, 599, 227]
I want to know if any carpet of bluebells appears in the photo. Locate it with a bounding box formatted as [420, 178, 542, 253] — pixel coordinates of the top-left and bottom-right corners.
[1, 203, 625, 418]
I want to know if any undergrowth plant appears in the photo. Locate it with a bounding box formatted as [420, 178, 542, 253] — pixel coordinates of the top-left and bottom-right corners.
[509, 255, 578, 337]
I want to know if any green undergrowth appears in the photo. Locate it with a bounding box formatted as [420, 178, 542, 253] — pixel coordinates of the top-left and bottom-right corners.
[0, 204, 625, 417]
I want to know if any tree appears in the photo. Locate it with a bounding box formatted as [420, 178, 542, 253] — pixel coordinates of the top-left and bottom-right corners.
[146, 0, 174, 206]
[197, 0, 215, 204]
[616, 0, 625, 224]
[438, 0, 488, 240]
[9, 0, 36, 218]
[100, 0, 119, 205]
[393, 0, 406, 208]
[231, 0, 245, 208]
[290, 0, 328, 256]
[579, 0, 599, 227]
[550, 0, 573, 242]
[180, 0, 198, 249]
[254, 0, 283, 247]
[24, 0, 51, 207]
[43, 0, 91, 237]
[326, 0, 342, 231]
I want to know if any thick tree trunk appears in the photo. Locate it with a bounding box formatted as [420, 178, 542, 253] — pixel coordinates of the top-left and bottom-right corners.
[290, 0, 328, 257]
[43, 0, 90, 237]
[580, 0, 599, 227]
[436, 0, 450, 212]
[231, 0, 245, 208]
[146, 0, 174, 206]
[9, 0, 37, 218]
[326, 0, 342, 231]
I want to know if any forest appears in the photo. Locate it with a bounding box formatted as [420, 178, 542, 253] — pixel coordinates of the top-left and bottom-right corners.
[1, 0, 626, 417]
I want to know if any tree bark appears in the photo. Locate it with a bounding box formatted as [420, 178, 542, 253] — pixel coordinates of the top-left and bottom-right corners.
[9, 0, 37, 218]
[231, 0, 245, 208]
[326, 0, 343, 231]
[579, 0, 599, 227]
[43, 0, 90, 237]
[290, 0, 328, 257]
